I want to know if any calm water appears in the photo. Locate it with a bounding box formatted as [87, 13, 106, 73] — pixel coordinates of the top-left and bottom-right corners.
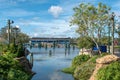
[28, 47, 79, 80]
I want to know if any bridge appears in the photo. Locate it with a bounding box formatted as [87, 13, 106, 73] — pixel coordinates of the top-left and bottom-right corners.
[29, 37, 71, 48]
[30, 37, 71, 44]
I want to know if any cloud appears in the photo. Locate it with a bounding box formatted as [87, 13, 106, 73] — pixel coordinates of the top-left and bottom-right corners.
[16, 18, 78, 38]
[33, 33, 39, 37]
[48, 6, 63, 18]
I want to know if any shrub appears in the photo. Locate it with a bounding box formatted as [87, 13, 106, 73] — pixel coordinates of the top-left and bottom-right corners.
[8, 68, 30, 80]
[73, 55, 100, 80]
[0, 53, 31, 80]
[74, 61, 96, 80]
[16, 43, 25, 57]
[97, 61, 120, 80]
[72, 55, 90, 67]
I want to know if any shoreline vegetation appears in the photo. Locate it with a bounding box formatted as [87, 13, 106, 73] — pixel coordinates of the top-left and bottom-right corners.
[0, 43, 34, 80]
[62, 53, 120, 80]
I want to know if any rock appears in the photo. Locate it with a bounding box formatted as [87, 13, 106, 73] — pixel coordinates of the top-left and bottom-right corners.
[96, 55, 120, 64]
[15, 56, 35, 75]
[79, 48, 92, 55]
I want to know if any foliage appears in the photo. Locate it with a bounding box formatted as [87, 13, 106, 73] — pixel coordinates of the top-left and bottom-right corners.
[62, 53, 109, 80]
[77, 36, 95, 49]
[100, 36, 111, 45]
[74, 61, 96, 80]
[0, 26, 29, 44]
[73, 54, 109, 80]
[70, 3, 111, 54]
[0, 51, 31, 80]
[2, 43, 25, 57]
[16, 43, 25, 57]
[97, 61, 120, 80]
[8, 68, 31, 80]
[16, 33, 30, 43]
[72, 55, 90, 67]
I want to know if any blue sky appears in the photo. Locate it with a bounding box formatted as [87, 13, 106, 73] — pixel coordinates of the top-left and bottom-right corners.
[0, 0, 120, 38]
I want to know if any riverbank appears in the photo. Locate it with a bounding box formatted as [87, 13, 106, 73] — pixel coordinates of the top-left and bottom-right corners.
[62, 53, 120, 80]
[0, 43, 34, 80]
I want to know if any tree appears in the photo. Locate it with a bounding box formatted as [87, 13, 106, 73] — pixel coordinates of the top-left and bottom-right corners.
[0, 26, 29, 44]
[77, 36, 95, 49]
[70, 3, 111, 54]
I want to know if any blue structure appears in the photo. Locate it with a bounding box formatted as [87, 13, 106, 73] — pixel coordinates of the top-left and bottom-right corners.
[93, 46, 107, 52]
[30, 37, 71, 44]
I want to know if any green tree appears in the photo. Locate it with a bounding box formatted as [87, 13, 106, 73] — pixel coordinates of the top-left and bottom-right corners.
[70, 3, 110, 54]
[16, 32, 30, 43]
[77, 36, 95, 49]
[0, 26, 29, 44]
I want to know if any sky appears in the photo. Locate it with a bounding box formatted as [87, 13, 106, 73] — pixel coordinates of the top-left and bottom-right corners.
[0, 0, 120, 38]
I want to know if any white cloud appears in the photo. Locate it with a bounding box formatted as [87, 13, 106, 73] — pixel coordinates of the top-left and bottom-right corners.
[33, 33, 39, 37]
[48, 6, 63, 18]
[16, 18, 78, 38]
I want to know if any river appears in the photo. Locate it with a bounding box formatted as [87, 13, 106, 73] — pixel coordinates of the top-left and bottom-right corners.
[28, 47, 79, 80]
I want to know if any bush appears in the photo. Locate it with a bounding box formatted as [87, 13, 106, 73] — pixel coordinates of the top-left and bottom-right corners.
[16, 43, 25, 57]
[72, 55, 90, 67]
[8, 68, 30, 80]
[97, 61, 120, 80]
[73, 55, 100, 80]
[74, 61, 96, 80]
[0, 53, 31, 80]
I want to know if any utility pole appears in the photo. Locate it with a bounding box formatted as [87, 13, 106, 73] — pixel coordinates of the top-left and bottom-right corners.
[7, 19, 14, 45]
[111, 12, 115, 54]
[8, 20, 11, 45]
[108, 23, 111, 54]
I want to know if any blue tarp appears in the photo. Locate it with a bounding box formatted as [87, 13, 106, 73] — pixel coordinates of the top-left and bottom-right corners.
[93, 46, 107, 52]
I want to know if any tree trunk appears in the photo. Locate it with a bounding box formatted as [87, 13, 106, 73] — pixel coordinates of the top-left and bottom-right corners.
[91, 37, 101, 55]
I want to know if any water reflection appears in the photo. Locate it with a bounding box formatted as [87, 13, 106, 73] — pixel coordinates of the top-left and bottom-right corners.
[28, 47, 79, 80]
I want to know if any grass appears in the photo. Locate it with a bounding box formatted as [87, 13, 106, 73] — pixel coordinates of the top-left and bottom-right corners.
[62, 67, 75, 74]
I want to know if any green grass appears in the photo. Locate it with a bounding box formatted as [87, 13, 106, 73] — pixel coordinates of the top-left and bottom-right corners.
[62, 67, 75, 74]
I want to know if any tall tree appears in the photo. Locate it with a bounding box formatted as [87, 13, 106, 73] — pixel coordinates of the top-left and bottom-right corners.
[70, 3, 111, 54]
[0, 26, 29, 44]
